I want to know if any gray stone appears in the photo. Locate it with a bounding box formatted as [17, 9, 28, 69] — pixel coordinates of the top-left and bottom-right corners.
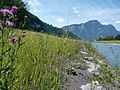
[81, 51, 88, 56]
[84, 57, 93, 61]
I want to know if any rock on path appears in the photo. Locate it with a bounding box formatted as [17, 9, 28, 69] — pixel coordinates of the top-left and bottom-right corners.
[61, 49, 105, 90]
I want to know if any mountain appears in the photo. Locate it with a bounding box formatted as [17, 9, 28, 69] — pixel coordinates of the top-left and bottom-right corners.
[18, 9, 79, 39]
[62, 20, 120, 40]
[0, 0, 79, 39]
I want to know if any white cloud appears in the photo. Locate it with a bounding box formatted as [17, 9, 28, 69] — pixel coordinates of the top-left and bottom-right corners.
[72, 6, 80, 17]
[27, 0, 42, 6]
[23, 0, 43, 13]
[72, 7, 78, 14]
[87, 8, 120, 18]
[112, 18, 120, 24]
[72, 7, 79, 14]
[57, 17, 65, 23]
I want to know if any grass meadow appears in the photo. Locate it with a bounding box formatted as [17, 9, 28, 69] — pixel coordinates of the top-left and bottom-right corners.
[10, 29, 84, 89]
[1, 29, 120, 90]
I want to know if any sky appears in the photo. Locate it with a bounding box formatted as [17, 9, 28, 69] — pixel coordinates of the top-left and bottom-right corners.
[22, 0, 120, 31]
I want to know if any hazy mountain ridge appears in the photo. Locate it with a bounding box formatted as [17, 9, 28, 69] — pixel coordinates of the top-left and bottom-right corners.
[62, 20, 120, 40]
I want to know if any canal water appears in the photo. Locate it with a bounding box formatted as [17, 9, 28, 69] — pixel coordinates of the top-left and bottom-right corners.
[93, 43, 120, 67]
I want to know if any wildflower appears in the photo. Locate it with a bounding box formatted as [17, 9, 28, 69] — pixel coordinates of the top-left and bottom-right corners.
[22, 16, 29, 29]
[10, 6, 18, 14]
[24, 16, 28, 21]
[9, 36, 18, 43]
[92, 81, 99, 85]
[0, 9, 13, 16]
[22, 31, 26, 38]
[68, 53, 70, 55]
[15, 79, 18, 82]
[18, 37, 22, 44]
[0, 6, 18, 16]
[71, 67, 75, 71]
[14, 15, 18, 21]
[5, 21, 14, 27]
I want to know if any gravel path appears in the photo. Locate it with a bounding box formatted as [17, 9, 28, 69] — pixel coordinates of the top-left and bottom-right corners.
[60, 49, 104, 90]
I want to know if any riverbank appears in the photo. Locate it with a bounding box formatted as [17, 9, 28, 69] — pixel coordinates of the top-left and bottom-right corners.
[5, 29, 120, 89]
[61, 42, 120, 90]
[98, 40, 120, 45]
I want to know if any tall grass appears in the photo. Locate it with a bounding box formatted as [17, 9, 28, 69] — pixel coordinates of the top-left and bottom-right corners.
[10, 29, 83, 89]
[1, 29, 120, 89]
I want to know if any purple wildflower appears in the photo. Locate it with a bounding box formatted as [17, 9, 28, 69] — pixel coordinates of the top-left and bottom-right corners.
[10, 6, 18, 14]
[9, 36, 18, 43]
[5, 21, 14, 27]
[0, 9, 13, 15]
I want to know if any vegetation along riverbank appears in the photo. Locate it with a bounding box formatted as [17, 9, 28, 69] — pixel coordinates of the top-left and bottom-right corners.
[2, 29, 119, 89]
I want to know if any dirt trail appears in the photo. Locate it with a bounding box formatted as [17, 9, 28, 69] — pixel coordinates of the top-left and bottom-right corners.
[60, 48, 104, 90]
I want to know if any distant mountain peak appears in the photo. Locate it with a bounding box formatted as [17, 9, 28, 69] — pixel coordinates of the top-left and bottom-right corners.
[86, 20, 101, 25]
[87, 20, 100, 23]
[62, 20, 120, 40]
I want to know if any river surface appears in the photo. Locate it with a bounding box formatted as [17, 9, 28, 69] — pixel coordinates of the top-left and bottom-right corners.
[93, 43, 120, 67]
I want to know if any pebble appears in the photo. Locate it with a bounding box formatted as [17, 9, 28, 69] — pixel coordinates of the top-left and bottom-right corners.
[81, 83, 104, 90]
[84, 57, 93, 61]
[86, 61, 100, 73]
[81, 51, 88, 55]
